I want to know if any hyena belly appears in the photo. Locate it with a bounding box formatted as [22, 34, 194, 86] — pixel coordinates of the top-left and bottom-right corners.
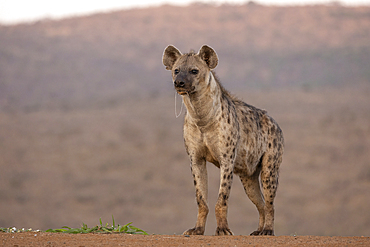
[233, 101, 283, 177]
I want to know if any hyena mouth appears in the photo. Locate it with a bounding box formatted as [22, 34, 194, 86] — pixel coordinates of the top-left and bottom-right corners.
[175, 89, 188, 95]
[175, 86, 195, 95]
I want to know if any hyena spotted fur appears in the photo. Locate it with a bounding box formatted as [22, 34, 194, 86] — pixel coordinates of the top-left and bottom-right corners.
[162, 45, 284, 236]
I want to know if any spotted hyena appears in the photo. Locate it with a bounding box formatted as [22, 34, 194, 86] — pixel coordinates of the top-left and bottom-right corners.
[162, 45, 284, 236]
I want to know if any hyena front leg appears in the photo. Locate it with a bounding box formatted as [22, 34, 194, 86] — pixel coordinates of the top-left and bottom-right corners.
[183, 157, 208, 235]
[215, 163, 234, 236]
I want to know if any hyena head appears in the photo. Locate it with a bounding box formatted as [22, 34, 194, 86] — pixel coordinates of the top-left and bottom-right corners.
[163, 45, 219, 95]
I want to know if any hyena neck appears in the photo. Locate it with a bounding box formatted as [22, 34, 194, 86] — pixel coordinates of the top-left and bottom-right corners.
[183, 71, 222, 127]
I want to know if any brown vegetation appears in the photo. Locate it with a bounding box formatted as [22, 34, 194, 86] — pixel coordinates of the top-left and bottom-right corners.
[0, 3, 369, 237]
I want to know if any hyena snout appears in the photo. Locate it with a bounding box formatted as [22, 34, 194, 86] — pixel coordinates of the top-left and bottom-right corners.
[174, 74, 194, 95]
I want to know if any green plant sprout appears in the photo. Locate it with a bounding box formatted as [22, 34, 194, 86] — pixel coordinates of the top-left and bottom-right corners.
[1, 216, 147, 235]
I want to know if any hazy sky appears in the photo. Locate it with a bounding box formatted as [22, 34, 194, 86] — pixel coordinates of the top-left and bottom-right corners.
[1, 0, 369, 24]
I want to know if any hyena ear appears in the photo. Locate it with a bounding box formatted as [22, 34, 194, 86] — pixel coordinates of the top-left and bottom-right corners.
[163, 45, 182, 70]
[198, 45, 218, 69]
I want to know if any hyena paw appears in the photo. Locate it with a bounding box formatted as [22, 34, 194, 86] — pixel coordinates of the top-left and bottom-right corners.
[250, 229, 274, 236]
[259, 229, 274, 236]
[250, 230, 261, 236]
[215, 227, 233, 236]
[183, 227, 204, 235]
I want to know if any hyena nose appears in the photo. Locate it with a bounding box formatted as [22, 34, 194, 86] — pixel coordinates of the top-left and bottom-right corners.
[174, 80, 185, 88]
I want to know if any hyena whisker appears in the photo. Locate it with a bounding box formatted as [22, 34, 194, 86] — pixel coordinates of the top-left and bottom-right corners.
[174, 91, 184, 118]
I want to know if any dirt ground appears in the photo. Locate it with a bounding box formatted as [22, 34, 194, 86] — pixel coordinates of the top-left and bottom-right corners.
[1, 233, 369, 247]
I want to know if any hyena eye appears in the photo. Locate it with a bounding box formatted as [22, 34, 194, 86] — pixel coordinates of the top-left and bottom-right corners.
[190, 69, 199, 75]
[174, 69, 180, 75]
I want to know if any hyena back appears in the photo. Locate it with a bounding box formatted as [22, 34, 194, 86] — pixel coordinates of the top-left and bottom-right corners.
[162, 45, 284, 236]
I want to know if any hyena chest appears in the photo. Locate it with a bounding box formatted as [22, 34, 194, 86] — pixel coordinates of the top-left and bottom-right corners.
[195, 123, 240, 168]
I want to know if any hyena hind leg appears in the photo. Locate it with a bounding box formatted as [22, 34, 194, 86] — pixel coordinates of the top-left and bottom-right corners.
[238, 165, 266, 236]
[258, 153, 281, 236]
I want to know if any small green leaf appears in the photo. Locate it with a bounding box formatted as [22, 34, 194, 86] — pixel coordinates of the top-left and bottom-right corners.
[112, 215, 115, 228]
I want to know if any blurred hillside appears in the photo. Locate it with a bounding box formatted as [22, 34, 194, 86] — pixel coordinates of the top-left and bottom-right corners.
[1, 3, 370, 111]
[0, 3, 369, 236]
